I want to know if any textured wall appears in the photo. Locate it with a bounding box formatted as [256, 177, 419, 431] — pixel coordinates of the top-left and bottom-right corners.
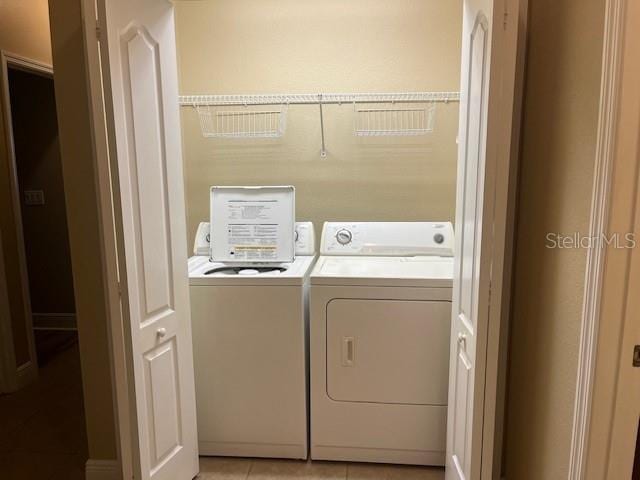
[504, 0, 605, 478]
[175, 0, 462, 248]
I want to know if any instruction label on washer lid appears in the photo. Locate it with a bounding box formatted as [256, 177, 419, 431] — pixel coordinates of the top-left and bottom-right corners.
[210, 186, 295, 263]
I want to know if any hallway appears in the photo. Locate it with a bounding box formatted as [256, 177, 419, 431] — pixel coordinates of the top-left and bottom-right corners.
[0, 335, 87, 480]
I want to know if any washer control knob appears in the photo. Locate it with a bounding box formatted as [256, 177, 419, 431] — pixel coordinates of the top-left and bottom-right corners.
[294, 230, 299, 242]
[433, 233, 445, 244]
[336, 229, 353, 245]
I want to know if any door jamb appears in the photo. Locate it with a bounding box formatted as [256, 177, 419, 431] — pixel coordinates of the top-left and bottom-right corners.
[480, 0, 529, 477]
[570, 0, 640, 477]
[79, 0, 134, 478]
[0, 51, 52, 392]
[0, 228, 15, 392]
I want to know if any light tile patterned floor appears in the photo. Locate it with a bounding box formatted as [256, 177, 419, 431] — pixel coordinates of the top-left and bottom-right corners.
[0, 336, 445, 480]
[199, 457, 445, 480]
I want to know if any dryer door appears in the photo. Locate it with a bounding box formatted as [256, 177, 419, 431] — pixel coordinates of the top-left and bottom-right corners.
[326, 299, 451, 405]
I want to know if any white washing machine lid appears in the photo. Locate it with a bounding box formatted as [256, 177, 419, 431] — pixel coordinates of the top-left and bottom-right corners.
[310, 255, 453, 288]
[188, 255, 316, 286]
[209, 186, 295, 264]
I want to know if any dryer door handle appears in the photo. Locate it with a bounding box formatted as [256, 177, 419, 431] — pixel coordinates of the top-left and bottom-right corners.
[342, 336, 355, 367]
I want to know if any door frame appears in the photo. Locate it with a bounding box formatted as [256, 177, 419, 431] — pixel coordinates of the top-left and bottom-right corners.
[80, 0, 529, 478]
[479, 0, 529, 476]
[570, 0, 640, 477]
[78, 0, 135, 478]
[0, 227, 14, 393]
[0, 51, 52, 392]
[567, 0, 627, 477]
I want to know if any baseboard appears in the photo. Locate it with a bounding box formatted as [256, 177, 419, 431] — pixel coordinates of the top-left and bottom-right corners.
[85, 459, 121, 480]
[15, 360, 37, 389]
[32, 312, 77, 330]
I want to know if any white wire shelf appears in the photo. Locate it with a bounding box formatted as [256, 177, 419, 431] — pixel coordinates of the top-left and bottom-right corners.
[196, 104, 287, 138]
[179, 91, 459, 155]
[354, 105, 436, 137]
[179, 91, 460, 107]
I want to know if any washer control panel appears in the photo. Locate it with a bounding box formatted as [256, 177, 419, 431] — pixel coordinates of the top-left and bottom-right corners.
[320, 222, 454, 256]
[294, 222, 316, 255]
[194, 221, 316, 257]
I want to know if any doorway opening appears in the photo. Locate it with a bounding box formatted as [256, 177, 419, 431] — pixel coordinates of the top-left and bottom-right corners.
[81, 0, 523, 478]
[0, 55, 88, 479]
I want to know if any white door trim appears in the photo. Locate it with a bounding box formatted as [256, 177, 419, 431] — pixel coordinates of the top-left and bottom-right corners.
[480, 0, 528, 476]
[568, 0, 627, 478]
[0, 51, 51, 392]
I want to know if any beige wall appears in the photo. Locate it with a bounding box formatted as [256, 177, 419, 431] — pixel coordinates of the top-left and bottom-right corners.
[504, 0, 605, 478]
[175, 0, 462, 248]
[47, 0, 118, 461]
[0, 0, 52, 64]
[0, 0, 52, 369]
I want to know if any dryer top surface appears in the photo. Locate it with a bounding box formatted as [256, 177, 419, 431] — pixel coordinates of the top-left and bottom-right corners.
[311, 255, 453, 288]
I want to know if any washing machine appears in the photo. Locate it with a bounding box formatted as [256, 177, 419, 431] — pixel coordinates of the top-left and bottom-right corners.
[310, 222, 454, 466]
[188, 186, 316, 459]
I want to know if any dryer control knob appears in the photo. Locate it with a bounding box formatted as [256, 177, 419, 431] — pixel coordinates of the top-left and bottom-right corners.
[336, 229, 353, 245]
[433, 233, 445, 244]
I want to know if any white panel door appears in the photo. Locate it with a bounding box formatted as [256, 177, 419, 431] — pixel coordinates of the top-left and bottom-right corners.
[446, 0, 494, 479]
[98, 1, 198, 479]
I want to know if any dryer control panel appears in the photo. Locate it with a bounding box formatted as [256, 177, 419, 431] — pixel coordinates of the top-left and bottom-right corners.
[320, 222, 454, 257]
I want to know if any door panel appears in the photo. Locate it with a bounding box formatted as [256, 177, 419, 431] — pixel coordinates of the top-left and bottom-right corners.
[98, 1, 198, 479]
[121, 25, 176, 322]
[122, 25, 175, 321]
[447, 1, 493, 479]
[458, 17, 488, 338]
[451, 332, 472, 474]
[144, 340, 181, 472]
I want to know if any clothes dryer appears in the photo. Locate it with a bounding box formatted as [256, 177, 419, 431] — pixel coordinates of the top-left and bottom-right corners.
[310, 222, 454, 466]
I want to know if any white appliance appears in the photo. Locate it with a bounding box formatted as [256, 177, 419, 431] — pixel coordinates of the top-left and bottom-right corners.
[188, 187, 316, 459]
[310, 221, 454, 466]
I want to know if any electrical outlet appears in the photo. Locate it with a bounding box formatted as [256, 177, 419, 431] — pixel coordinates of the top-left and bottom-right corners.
[24, 190, 45, 206]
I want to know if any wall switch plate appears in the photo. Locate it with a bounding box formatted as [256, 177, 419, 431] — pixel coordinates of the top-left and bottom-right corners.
[24, 190, 45, 206]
